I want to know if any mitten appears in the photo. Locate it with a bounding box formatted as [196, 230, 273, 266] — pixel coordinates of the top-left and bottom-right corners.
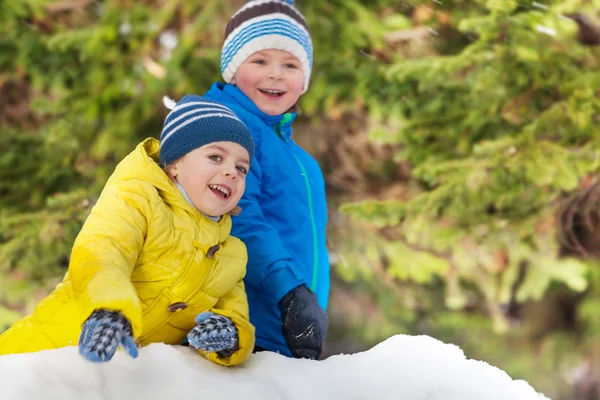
[187, 312, 239, 356]
[279, 284, 328, 360]
[78, 309, 138, 363]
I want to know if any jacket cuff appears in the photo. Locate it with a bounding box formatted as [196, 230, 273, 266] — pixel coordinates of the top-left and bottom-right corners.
[262, 263, 306, 304]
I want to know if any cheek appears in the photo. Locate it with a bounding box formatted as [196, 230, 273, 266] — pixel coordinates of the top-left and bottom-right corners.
[235, 180, 246, 199]
[289, 73, 305, 93]
[179, 168, 207, 192]
[235, 70, 260, 88]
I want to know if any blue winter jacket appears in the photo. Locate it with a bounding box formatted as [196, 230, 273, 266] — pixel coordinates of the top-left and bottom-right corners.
[204, 83, 330, 356]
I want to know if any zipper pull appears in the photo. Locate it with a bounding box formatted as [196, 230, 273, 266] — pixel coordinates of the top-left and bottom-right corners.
[276, 113, 293, 141]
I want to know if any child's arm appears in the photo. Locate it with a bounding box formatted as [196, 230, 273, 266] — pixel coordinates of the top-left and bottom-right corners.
[232, 160, 306, 304]
[69, 180, 152, 339]
[233, 154, 327, 358]
[190, 279, 255, 366]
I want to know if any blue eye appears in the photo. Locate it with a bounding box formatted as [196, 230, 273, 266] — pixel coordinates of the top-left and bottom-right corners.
[284, 63, 298, 69]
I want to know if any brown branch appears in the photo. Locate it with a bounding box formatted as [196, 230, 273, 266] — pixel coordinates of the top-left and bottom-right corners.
[383, 26, 431, 44]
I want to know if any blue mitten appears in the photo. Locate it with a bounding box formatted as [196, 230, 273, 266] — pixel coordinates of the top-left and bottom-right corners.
[78, 309, 138, 363]
[187, 312, 239, 356]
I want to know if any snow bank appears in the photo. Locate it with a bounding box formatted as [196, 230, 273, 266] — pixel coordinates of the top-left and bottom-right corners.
[0, 334, 548, 400]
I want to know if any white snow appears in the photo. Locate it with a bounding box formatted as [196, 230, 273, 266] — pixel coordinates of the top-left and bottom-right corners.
[0, 334, 549, 400]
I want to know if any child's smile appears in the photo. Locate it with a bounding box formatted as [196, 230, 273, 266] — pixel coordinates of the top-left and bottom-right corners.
[208, 184, 232, 199]
[259, 88, 286, 98]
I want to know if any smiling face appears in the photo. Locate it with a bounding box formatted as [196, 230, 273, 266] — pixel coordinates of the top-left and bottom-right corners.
[231, 49, 305, 116]
[167, 141, 250, 217]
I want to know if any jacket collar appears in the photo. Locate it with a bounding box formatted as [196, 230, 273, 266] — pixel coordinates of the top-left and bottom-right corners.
[208, 82, 296, 141]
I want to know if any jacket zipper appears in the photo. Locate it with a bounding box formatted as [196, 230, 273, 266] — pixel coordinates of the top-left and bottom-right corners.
[278, 114, 319, 292]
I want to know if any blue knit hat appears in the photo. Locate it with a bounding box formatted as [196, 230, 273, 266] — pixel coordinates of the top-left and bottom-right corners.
[159, 95, 254, 165]
[221, 0, 313, 92]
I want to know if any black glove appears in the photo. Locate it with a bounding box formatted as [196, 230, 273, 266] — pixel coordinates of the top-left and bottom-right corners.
[278, 284, 328, 360]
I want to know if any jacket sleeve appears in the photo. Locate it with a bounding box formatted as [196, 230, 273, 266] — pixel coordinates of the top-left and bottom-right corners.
[68, 180, 152, 338]
[231, 155, 306, 304]
[200, 279, 255, 366]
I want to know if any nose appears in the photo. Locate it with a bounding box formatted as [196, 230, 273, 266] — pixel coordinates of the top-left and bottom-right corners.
[223, 163, 237, 179]
[268, 64, 283, 80]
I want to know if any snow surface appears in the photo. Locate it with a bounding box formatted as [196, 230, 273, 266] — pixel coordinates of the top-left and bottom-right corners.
[0, 334, 549, 400]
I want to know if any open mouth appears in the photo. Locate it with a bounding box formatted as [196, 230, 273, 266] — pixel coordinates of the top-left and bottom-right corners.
[208, 184, 231, 199]
[259, 88, 285, 98]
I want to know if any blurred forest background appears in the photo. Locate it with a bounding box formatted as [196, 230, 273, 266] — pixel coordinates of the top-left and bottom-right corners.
[1, 0, 600, 398]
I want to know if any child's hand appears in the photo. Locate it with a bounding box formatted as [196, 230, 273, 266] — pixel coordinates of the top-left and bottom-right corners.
[279, 284, 329, 360]
[187, 312, 239, 356]
[78, 309, 138, 362]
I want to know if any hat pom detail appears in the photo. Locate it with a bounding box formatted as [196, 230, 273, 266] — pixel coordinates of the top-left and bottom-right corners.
[162, 95, 176, 110]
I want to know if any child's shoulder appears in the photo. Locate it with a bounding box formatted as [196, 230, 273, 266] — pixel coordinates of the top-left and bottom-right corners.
[222, 234, 248, 259]
[203, 83, 269, 142]
[223, 107, 267, 147]
[101, 144, 166, 208]
[99, 177, 161, 213]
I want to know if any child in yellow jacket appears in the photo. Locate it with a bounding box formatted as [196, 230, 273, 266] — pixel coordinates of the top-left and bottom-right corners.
[0, 95, 256, 366]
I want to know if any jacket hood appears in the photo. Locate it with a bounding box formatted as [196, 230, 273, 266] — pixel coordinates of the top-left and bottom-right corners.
[106, 137, 233, 240]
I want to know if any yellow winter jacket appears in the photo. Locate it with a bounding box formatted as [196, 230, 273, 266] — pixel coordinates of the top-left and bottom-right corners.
[0, 138, 254, 366]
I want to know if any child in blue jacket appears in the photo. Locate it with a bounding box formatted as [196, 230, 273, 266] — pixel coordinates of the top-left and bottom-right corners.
[203, 0, 329, 359]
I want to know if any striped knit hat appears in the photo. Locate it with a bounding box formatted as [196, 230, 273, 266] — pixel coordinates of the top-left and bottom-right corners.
[221, 0, 313, 92]
[159, 95, 254, 165]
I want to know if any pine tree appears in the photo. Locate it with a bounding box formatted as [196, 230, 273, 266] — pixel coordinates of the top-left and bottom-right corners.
[342, 0, 600, 330]
[332, 1, 600, 395]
